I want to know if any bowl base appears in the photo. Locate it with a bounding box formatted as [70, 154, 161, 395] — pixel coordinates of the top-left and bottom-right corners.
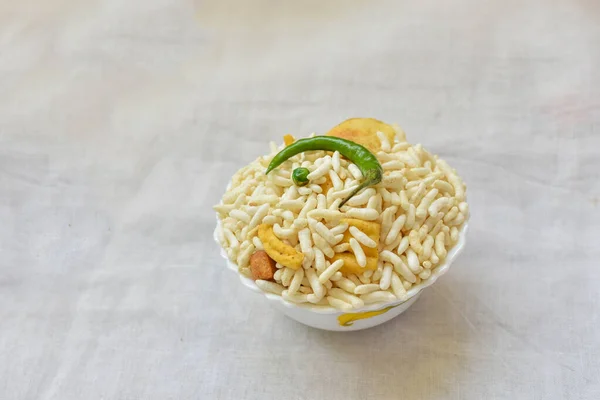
[274, 293, 422, 331]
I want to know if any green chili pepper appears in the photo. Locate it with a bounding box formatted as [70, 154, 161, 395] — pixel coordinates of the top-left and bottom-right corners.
[266, 136, 382, 208]
[292, 167, 310, 186]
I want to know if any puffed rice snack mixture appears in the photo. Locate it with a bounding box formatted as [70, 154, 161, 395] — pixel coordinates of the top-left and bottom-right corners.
[214, 118, 468, 311]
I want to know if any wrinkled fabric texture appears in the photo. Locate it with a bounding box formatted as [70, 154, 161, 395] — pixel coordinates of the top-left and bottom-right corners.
[1, 0, 599, 399]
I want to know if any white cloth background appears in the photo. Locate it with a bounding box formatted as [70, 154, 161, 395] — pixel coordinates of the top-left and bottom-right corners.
[1, 0, 599, 399]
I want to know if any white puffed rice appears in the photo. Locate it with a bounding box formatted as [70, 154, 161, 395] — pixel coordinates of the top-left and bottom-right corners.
[347, 164, 363, 180]
[349, 226, 377, 248]
[380, 263, 393, 290]
[345, 207, 379, 221]
[327, 296, 353, 311]
[256, 280, 285, 295]
[319, 259, 344, 283]
[335, 277, 357, 293]
[349, 238, 367, 268]
[361, 291, 396, 304]
[329, 288, 364, 308]
[354, 284, 381, 295]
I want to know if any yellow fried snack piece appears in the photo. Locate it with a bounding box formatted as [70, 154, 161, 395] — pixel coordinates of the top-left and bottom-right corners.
[329, 252, 377, 274]
[283, 134, 295, 146]
[344, 218, 382, 239]
[327, 118, 396, 153]
[258, 224, 304, 269]
[327, 218, 381, 274]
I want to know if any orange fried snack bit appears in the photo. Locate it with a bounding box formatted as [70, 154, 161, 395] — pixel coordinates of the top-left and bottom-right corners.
[327, 218, 381, 274]
[327, 118, 396, 153]
[249, 250, 277, 281]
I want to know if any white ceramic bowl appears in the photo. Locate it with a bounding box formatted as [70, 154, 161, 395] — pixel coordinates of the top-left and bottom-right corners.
[214, 220, 469, 331]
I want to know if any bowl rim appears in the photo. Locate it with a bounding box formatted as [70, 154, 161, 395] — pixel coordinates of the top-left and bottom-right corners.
[214, 215, 469, 315]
